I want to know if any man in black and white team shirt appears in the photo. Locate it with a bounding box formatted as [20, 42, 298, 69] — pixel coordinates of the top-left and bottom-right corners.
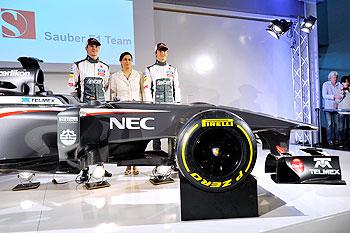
[68, 38, 112, 178]
[69, 37, 110, 103]
[144, 42, 181, 151]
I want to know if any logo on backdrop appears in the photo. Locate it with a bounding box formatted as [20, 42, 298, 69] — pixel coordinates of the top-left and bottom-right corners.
[1, 8, 36, 39]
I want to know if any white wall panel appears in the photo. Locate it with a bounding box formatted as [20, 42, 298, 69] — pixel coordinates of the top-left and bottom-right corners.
[154, 8, 295, 119]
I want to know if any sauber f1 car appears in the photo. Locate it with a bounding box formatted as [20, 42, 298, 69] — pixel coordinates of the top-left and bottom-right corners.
[0, 58, 345, 192]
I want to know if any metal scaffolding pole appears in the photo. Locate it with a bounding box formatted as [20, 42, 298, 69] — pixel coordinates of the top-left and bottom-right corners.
[291, 16, 313, 145]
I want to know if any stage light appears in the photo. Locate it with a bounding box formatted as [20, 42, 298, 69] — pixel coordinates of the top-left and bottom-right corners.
[194, 54, 214, 75]
[85, 164, 111, 190]
[301, 16, 317, 33]
[271, 19, 283, 32]
[91, 164, 106, 180]
[266, 19, 293, 39]
[150, 166, 174, 185]
[157, 165, 172, 175]
[18, 172, 34, 181]
[266, 24, 280, 40]
[12, 172, 40, 191]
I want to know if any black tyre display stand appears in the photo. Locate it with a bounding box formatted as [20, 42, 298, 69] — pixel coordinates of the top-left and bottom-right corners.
[180, 174, 258, 221]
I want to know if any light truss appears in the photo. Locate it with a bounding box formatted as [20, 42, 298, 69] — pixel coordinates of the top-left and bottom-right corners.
[291, 16, 313, 145]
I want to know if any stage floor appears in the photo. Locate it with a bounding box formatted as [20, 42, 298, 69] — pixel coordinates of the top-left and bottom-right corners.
[0, 145, 349, 233]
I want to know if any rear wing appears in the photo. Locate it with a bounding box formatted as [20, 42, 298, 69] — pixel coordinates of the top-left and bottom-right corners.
[0, 57, 44, 95]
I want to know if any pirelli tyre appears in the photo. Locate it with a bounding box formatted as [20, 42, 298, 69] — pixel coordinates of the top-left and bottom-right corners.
[176, 109, 257, 192]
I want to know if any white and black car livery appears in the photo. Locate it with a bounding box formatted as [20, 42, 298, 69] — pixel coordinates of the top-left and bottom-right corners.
[0, 57, 344, 192]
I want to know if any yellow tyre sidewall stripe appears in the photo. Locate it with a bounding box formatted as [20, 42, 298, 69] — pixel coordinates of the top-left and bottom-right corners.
[237, 124, 254, 173]
[181, 123, 199, 172]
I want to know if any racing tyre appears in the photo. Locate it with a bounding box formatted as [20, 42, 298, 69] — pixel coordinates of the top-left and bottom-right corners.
[176, 109, 257, 192]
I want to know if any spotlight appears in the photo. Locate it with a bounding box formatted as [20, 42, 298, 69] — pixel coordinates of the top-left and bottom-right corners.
[266, 24, 280, 40]
[19, 172, 34, 181]
[301, 16, 317, 33]
[12, 172, 40, 191]
[150, 166, 174, 185]
[85, 164, 111, 190]
[266, 19, 293, 39]
[91, 164, 106, 180]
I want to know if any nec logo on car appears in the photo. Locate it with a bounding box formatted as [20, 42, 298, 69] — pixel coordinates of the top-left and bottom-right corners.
[1, 8, 36, 39]
[110, 117, 155, 130]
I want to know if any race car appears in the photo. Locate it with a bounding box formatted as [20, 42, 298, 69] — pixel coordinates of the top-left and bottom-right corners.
[0, 57, 318, 192]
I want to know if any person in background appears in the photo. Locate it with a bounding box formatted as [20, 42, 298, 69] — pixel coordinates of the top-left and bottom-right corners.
[337, 75, 350, 146]
[144, 43, 181, 152]
[109, 52, 143, 175]
[69, 37, 110, 103]
[322, 71, 343, 146]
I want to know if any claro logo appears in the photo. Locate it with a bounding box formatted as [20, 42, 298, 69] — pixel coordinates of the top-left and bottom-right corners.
[291, 158, 304, 173]
[1, 8, 36, 39]
[110, 117, 155, 130]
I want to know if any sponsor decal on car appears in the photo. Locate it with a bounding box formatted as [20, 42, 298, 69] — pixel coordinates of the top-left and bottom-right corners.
[59, 129, 77, 146]
[0, 97, 64, 105]
[190, 172, 233, 188]
[0, 70, 30, 77]
[309, 157, 340, 175]
[22, 97, 55, 104]
[110, 117, 155, 130]
[201, 119, 234, 127]
[291, 158, 304, 173]
[58, 116, 78, 123]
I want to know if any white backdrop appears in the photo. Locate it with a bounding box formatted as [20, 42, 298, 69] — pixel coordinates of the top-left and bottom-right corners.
[154, 5, 295, 119]
[0, 1, 296, 120]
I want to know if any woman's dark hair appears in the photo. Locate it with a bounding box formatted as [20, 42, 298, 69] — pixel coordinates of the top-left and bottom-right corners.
[340, 75, 350, 83]
[119, 52, 133, 62]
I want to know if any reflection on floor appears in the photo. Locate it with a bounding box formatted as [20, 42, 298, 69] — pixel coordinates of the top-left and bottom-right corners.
[0, 145, 349, 233]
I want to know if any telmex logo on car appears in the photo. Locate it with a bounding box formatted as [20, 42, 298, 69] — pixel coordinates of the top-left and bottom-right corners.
[202, 119, 234, 127]
[309, 158, 340, 175]
[314, 157, 332, 168]
[110, 117, 155, 130]
[0, 70, 30, 77]
[22, 97, 55, 103]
